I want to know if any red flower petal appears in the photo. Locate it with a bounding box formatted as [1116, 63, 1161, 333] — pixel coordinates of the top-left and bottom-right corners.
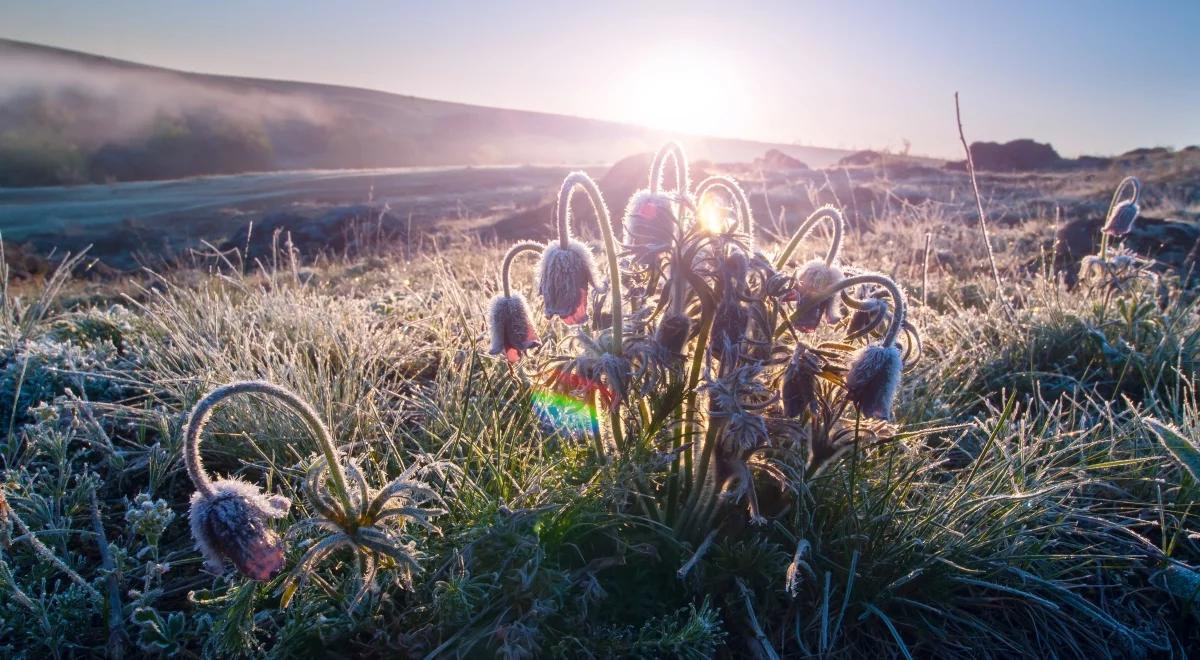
[562, 287, 589, 325]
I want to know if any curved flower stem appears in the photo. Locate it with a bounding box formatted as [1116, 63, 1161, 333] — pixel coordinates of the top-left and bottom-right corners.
[1109, 176, 1142, 210]
[694, 175, 755, 235]
[773, 205, 845, 270]
[650, 141, 689, 195]
[1100, 176, 1141, 261]
[556, 171, 623, 355]
[501, 241, 544, 298]
[796, 273, 907, 347]
[184, 381, 353, 516]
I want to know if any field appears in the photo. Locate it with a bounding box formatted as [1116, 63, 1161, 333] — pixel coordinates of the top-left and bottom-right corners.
[2, 145, 1200, 659]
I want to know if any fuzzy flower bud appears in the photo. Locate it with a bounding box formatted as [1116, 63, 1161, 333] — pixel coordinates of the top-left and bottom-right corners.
[654, 312, 691, 355]
[711, 297, 748, 363]
[788, 260, 844, 332]
[845, 344, 903, 421]
[622, 190, 676, 262]
[488, 293, 541, 363]
[538, 240, 596, 324]
[1102, 199, 1140, 237]
[189, 478, 291, 580]
[782, 346, 822, 417]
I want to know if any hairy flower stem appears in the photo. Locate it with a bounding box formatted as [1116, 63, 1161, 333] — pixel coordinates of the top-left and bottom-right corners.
[184, 380, 354, 521]
[681, 307, 716, 484]
[676, 415, 727, 535]
[773, 205, 845, 269]
[500, 242, 544, 297]
[650, 141, 689, 195]
[694, 175, 755, 235]
[556, 172, 623, 356]
[795, 274, 906, 348]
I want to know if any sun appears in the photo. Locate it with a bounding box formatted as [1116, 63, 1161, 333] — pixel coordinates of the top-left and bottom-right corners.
[620, 47, 747, 137]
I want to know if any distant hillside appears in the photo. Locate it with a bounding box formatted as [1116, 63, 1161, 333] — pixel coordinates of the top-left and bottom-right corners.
[0, 38, 849, 187]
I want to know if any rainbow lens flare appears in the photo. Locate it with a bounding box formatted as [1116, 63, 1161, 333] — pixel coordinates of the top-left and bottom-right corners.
[531, 370, 614, 434]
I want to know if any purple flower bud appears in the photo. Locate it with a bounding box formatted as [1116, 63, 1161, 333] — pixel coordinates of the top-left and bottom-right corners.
[538, 240, 596, 324]
[788, 260, 844, 332]
[711, 297, 748, 362]
[654, 312, 691, 355]
[622, 190, 676, 261]
[782, 346, 822, 417]
[488, 293, 541, 363]
[1102, 199, 1139, 237]
[189, 479, 291, 581]
[845, 344, 903, 421]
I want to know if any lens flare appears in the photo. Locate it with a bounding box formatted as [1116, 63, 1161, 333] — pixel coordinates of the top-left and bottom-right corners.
[532, 370, 614, 434]
[531, 388, 597, 433]
[699, 200, 732, 234]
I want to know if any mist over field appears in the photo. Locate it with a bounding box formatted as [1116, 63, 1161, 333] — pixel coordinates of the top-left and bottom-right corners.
[0, 39, 847, 188]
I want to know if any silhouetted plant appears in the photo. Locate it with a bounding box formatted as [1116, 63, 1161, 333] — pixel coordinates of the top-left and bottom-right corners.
[485, 142, 922, 568]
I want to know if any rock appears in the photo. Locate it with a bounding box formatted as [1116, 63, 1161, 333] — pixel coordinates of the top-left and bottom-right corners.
[1121, 147, 1171, 159]
[756, 149, 809, 171]
[963, 139, 1063, 172]
[1073, 155, 1112, 169]
[838, 150, 883, 167]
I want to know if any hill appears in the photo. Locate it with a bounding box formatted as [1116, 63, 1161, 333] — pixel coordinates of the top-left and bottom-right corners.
[0, 38, 849, 186]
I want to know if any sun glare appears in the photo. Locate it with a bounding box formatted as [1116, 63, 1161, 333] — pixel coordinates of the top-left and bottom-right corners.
[621, 47, 747, 137]
[698, 198, 733, 234]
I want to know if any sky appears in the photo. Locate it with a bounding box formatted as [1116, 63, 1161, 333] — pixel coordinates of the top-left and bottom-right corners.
[3, 0, 1198, 158]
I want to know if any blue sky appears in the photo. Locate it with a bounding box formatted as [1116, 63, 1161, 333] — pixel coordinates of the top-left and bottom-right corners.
[3, 0, 1198, 157]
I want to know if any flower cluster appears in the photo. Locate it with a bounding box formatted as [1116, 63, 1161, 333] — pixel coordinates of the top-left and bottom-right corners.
[487, 142, 922, 532]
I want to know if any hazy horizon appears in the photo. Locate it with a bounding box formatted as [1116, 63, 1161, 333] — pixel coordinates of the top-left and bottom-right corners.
[3, 0, 1198, 159]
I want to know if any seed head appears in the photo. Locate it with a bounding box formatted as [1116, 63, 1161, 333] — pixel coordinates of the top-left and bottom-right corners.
[845, 344, 903, 421]
[789, 259, 844, 332]
[538, 240, 596, 324]
[1102, 199, 1140, 237]
[189, 478, 291, 580]
[488, 293, 541, 363]
[622, 190, 676, 262]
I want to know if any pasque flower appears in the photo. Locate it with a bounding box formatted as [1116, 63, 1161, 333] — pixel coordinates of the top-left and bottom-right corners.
[1101, 176, 1141, 237]
[490, 242, 543, 363]
[183, 382, 298, 580]
[788, 259, 845, 332]
[845, 344, 904, 421]
[622, 191, 677, 261]
[782, 344, 823, 417]
[488, 293, 540, 363]
[841, 274, 908, 421]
